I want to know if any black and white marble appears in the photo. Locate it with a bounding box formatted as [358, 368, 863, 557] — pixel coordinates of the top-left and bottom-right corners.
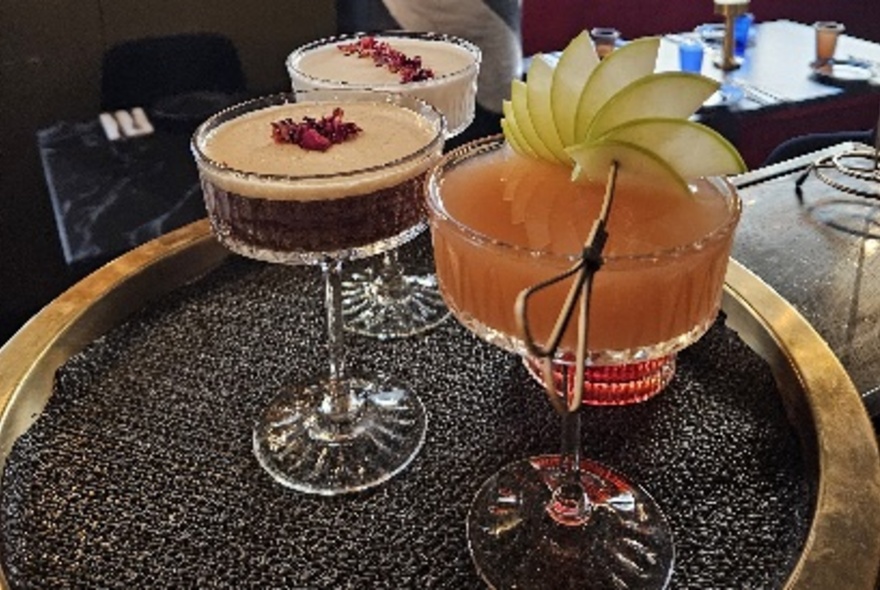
[38, 118, 205, 268]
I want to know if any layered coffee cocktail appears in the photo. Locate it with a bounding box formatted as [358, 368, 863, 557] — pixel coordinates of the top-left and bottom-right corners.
[191, 90, 444, 495]
[193, 92, 445, 264]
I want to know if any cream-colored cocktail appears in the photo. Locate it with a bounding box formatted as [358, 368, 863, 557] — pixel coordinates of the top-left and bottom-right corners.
[287, 32, 481, 340]
[288, 32, 480, 137]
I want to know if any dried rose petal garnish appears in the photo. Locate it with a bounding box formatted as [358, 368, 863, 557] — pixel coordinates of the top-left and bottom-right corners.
[337, 36, 435, 83]
[271, 107, 362, 151]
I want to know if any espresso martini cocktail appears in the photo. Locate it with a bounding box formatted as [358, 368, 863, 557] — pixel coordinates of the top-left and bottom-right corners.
[196, 95, 442, 262]
[288, 32, 481, 340]
[192, 90, 445, 495]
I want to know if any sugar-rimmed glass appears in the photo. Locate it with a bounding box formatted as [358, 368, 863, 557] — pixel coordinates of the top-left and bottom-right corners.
[426, 135, 741, 587]
[191, 90, 445, 494]
[287, 31, 481, 340]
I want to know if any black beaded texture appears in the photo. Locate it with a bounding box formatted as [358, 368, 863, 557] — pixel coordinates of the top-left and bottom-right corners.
[1, 237, 809, 589]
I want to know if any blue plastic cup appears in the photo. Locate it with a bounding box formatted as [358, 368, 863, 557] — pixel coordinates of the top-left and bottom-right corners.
[679, 40, 704, 73]
[734, 13, 754, 56]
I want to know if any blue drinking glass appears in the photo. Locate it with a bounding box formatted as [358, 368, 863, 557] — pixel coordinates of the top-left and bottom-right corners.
[679, 40, 704, 73]
[734, 13, 754, 57]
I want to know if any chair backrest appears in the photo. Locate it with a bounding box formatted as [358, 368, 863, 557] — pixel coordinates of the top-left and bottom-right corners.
[335, 0, 399, 33]
[100, 33, 247, 111]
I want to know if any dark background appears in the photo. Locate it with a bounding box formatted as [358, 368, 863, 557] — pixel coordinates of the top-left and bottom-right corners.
[2, 0, 879, 346]
[0, 0, 337, 344]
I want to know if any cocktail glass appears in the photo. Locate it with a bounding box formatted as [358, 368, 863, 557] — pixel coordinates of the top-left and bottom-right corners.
[426, 136, 741, 587]
[191, 90, 445, 494]
[287, 31, 481, 340]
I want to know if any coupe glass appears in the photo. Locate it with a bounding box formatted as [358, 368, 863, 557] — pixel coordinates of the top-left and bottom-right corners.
[287, 31, 481, 340]
[426, 136, 741, 588]
[192, 90, 445, 495]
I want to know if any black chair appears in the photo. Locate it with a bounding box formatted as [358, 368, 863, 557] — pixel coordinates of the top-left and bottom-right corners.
[100, 33, 247, 131]
[335, 0, 398, 33]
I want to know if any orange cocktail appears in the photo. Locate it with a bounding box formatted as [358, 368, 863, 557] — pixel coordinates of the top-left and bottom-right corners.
[427, 136, 741, 401]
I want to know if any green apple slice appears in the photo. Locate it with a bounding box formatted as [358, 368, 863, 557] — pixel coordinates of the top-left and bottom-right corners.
[526, 55, 570, 162]
[574, 37, 661, 143]
[551, 31, 599, 146]
[599, 118, 746, 178]
[501, 101, 534, 157]
[586, 72, 719, 140]
[567, 138, 690, 198]
[511, 79, 565, 163]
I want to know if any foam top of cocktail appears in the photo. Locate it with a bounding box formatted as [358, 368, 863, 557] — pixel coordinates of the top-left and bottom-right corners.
[198, 99, 440, 198]
[427, 33, 745, 362]
[287, 32, 480, 137]
[192, 91, 444, 263]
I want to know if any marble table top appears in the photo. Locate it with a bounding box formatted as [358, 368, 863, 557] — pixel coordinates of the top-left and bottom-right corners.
[38, 118, 204, 270]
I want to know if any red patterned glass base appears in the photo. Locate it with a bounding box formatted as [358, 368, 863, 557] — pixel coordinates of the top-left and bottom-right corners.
[524, 354, 677, 406]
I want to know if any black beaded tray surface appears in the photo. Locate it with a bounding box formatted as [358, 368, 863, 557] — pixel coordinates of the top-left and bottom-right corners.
[0, 243, 810, 589]
[2, 209, 880, 588]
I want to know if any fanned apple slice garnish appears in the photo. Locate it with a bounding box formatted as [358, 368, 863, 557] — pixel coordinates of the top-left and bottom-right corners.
[526, 55, 570, 162]
[573, 37, 661, 144]
[599, 118, 746, 178]
[551, 31, 599, 146]
[586, 72, 719, 140]
[511, 80, 565, 163]
[567, 139, 691, 199]
[501, 31, 747, 187]
[501, 102, 534, 157]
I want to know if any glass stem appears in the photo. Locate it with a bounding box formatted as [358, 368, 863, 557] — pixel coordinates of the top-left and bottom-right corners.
[547, 405, 591, 526]
[373, 249, 408, 303]
[323, 259, 349, 413]
[381, 249, 399, 272]
[380, 249, 404, 280]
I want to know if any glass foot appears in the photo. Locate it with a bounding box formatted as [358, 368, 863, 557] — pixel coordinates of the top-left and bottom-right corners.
[341, 264, 450, 340]
[253, 377, 427, 495]
[468, 456, 674, 589]
[523, 354, 676, 406]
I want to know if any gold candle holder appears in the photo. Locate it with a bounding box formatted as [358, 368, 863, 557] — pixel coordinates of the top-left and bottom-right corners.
[714, 0, 750, 70]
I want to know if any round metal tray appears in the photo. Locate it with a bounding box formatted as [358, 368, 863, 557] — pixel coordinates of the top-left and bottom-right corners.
[0, 219, 878, 588]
